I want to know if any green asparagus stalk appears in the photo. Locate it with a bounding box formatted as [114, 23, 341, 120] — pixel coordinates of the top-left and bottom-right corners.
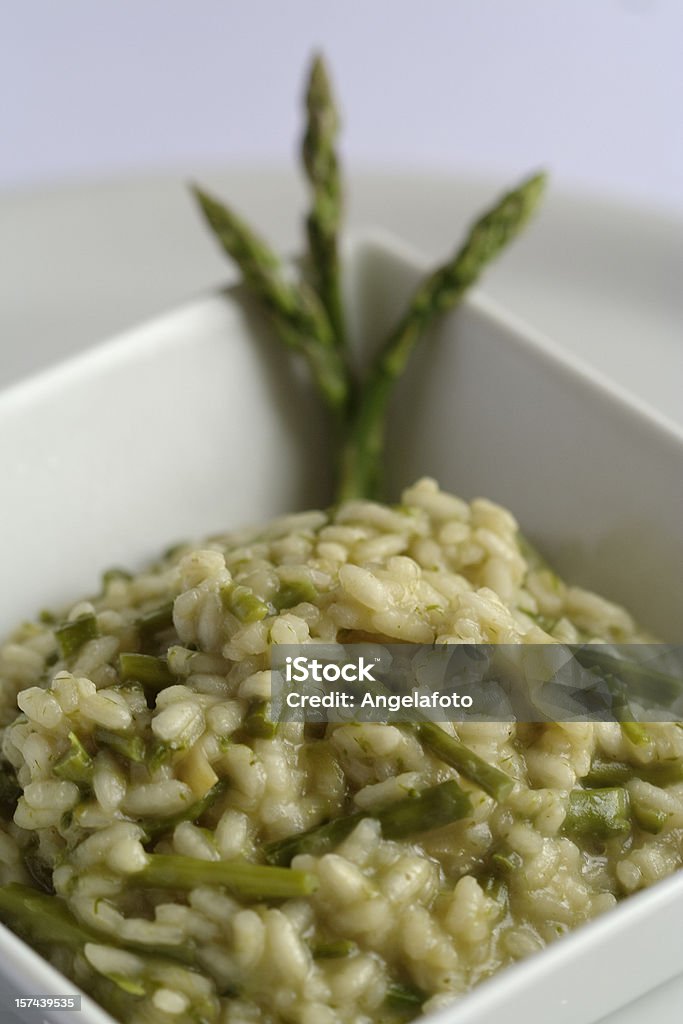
[490, 848, 523, 873]
[273, 579, 318, 610]
[133, 854, 318, 899]
[0, 884, 102, 952]
[385, 982, 426, 1013]
[416, 722, 514, 801]
[191, 185, 349, 416]
[620, 721, 650, 746]
[0, 887, 217, 1024]
[264, 779, 471, 865]
[118, 653, 174, 691]
[95, 728, 147, 764]
[55, 614, 99, 660]
[221, 583, 272, 623]
[336, 171, 547, 501]
[53, 731, 94, 784]
[563, 787, 631, 839]
[136, 601, 175, 639]
[631, 800, 669, 835]
[584, 757, 683, 788]
[302, 54, 346, 349]
[0, 884, 204, 1018]
[244, 699, 278, 739]
[141, 780, 228, 840]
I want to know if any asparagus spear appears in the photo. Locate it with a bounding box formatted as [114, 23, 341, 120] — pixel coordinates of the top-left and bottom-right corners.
[192, 186, 349, 416]
[133, 854, 318, 899]
[336, 171, 547, 501]
[264, 779, 471, 865]
[416, 722, 514, 801]
[302, 54, 346, 349]
[563, 787, 631, 839]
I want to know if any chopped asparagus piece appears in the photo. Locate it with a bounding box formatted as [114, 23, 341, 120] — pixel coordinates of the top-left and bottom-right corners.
[385, 982, 425, 1012]
[95, 729, 146, 764]
[311, 938, 358, 959]
[54, 731, 93, 784]
[563, 788, 631, 839]
[134, 854, 318, 899]
[55, 614, 99, 660]
[141, 780, 227, 841]
[417, 722, 514, 801]
[632, 801, 669, 835]
[221, 584, 271, 623]
[584, 757, 683, 788]
[118, 653, 174, 691]
[148, 741, 173, 772]
[273, 580, 318, 610]
[620, 721, 650, 747]
[136, 601, 175, 639]
[264, 780, 472, 866]
[244, 699, 278, 739]
[491, 849, 523, 873]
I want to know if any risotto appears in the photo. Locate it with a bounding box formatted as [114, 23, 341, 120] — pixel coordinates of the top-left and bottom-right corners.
[1, 478, 682, 1024]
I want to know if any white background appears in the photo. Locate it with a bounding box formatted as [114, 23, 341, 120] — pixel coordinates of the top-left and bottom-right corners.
[1, 0, 682, 209]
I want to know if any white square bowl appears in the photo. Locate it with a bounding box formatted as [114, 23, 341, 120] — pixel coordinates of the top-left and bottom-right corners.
[1, 232, 682, 1024]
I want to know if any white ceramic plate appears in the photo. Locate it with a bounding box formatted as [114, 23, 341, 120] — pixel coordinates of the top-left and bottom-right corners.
[1, 232, 682, 1024]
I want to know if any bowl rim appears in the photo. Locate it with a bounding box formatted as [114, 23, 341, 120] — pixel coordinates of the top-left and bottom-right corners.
[2, 226, 683, 453]
[1, 227, 683, 1024]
